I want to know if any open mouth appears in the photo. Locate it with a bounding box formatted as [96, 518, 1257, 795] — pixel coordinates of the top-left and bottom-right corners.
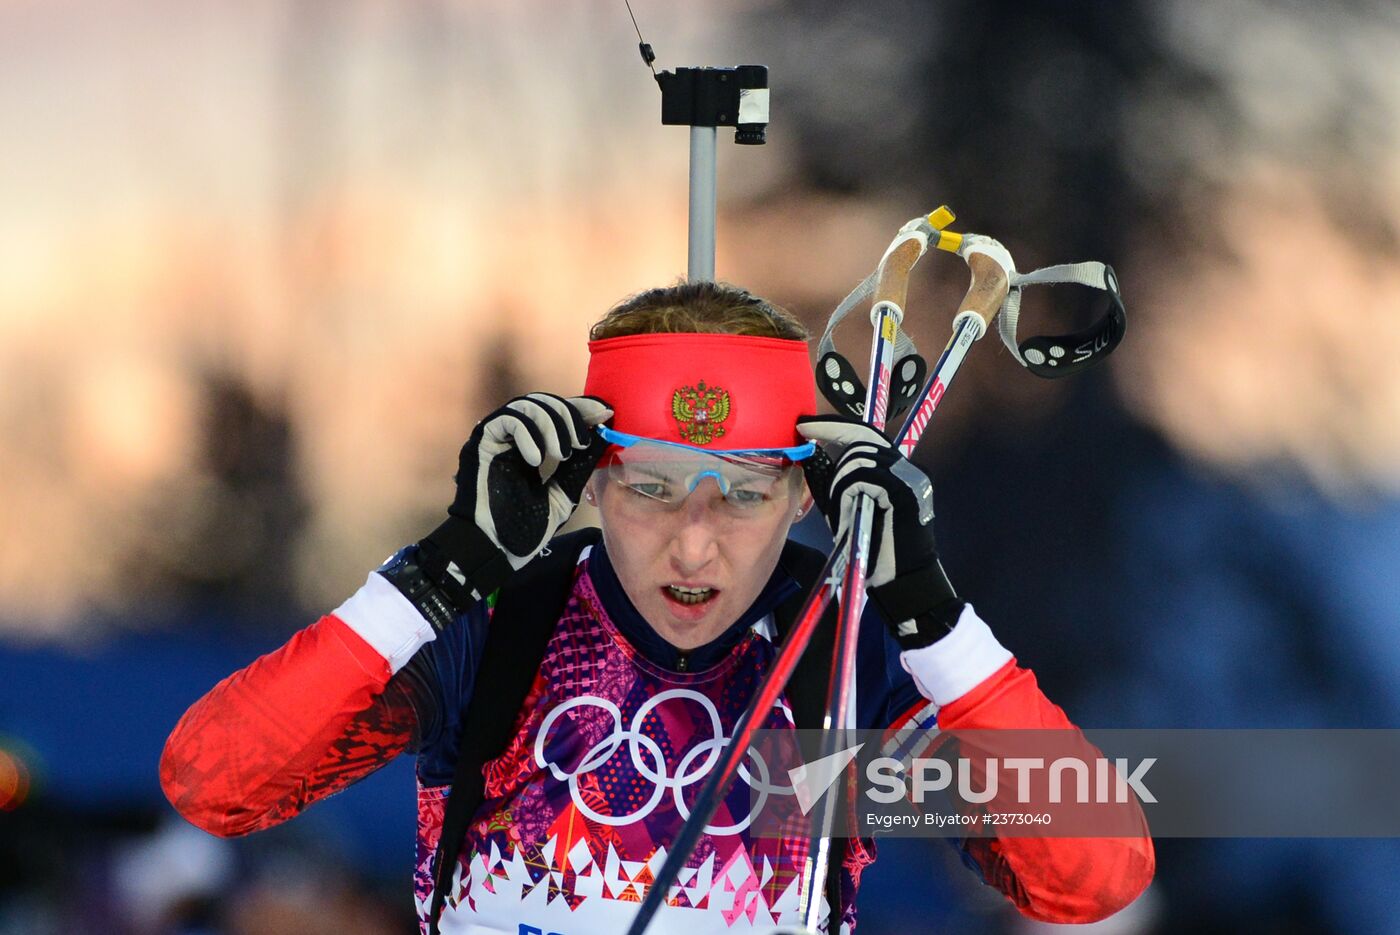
[664, 585, 718, 606]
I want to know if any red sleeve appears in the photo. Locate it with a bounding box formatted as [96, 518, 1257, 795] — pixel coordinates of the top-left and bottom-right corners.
[935, 660, 1156, 924]
[159, 614, 417, 837]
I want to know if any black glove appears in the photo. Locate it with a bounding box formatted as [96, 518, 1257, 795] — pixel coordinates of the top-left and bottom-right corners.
[796, 415, 963, 649]
[411, 393, 611, 612]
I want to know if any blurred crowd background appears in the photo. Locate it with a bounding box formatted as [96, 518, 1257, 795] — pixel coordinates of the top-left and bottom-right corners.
[3, 1, 1399, 932]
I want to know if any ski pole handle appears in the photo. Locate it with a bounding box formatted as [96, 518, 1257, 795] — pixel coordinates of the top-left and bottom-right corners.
[872, 235, 925, 322]
[896, 246, 1012, 456]
[953, 249, 1012, 338]
[871, 207, 959, 323]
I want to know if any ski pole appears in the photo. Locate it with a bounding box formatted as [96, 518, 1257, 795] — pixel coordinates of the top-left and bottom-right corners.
[624, 232, 1009, 935]
[794, 225, 929, 929]
[796, 245, 1007, 931]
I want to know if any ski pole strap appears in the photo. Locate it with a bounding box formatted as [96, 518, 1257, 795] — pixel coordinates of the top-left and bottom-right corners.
[997, 261, 1126, 378]
[816, 270, 926, 422]
[816, 265, 917, 365]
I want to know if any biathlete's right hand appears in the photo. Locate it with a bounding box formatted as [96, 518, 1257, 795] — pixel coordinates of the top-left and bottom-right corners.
[419, 393, 611, 603]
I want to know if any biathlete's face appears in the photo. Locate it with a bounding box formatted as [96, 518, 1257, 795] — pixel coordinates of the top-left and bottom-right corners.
[589, 443, 808, 650]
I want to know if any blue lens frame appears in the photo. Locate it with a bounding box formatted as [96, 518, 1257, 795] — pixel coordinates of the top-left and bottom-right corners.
[596, 425, 815, 461]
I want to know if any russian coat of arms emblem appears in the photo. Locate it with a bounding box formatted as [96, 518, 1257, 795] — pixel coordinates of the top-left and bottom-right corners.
[671, 380, 730, 445]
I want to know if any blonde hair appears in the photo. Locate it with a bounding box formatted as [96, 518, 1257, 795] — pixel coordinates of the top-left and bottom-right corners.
[590, 281, 809, 341]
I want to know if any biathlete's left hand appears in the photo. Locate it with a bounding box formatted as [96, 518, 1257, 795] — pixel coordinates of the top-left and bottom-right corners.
[796, 415, 964, 647]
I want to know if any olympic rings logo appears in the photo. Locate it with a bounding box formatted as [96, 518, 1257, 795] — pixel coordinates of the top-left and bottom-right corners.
[532, 689, 795, 834]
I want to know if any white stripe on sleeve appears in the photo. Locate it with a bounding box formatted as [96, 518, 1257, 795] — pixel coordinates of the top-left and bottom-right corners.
[333, 572, 438, 674]
[898, 604, 1012, 707]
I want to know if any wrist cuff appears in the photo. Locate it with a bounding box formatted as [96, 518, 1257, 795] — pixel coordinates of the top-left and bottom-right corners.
[377, 547, 464, 632]
[868, 560, 957, 637]
[899, 604, 1012, 706]
[889, 598, 965, 650]
[422, 517, 514, 601]
[333, 572, 438, 674]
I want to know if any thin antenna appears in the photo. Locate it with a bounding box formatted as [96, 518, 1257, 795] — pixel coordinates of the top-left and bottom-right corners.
[623, 0, 657, 78]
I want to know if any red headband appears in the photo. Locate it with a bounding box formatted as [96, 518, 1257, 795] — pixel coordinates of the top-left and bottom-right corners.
[584, 333, 816, 450]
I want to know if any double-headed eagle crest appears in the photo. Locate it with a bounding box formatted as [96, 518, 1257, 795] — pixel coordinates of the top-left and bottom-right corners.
[671, 380, 730, 445]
